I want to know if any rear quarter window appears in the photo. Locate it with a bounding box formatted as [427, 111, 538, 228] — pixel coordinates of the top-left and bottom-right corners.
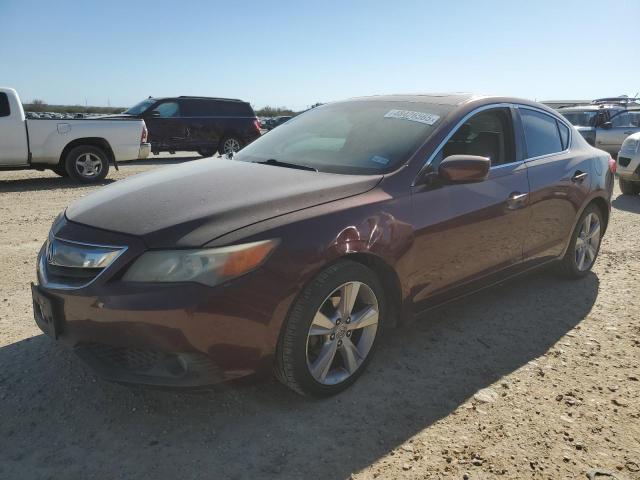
[0, 92, 10, 117]
[521, 109, 563, 158]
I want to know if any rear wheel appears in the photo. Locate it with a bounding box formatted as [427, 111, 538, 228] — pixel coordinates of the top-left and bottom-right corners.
[218, 137, 242, 156]
[556, 204, 603, 279]
[275, 261, 385, 397]
[619, 178, 639, 195]
[64, 146, 109, 183]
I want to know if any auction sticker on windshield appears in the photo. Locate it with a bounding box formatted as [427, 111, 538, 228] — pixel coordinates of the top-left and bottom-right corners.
[384, 109, 440, 125]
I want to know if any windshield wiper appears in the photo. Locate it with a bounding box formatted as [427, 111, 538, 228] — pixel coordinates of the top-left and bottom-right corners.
[255, 159, 318, 172]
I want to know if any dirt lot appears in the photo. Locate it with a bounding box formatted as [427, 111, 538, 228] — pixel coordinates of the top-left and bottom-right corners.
[0, 156, 639, 480]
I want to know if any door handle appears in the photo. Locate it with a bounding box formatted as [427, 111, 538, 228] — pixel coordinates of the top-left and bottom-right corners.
[571, 171, 589, 182]
[506, 192, 527, 209]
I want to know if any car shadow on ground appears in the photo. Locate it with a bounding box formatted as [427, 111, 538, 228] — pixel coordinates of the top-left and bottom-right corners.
[121, 155, 206, 167]
[611, 193, 640, 214]
[0, 270, 599, 479]
[0, 176, 116, 193]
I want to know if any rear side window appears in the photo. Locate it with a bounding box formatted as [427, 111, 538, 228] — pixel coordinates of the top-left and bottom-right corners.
[558, 121, 570, 149]
[521, 109, 563, 158]
[181, 99, 254, 117]
[0, 92, 9, 117]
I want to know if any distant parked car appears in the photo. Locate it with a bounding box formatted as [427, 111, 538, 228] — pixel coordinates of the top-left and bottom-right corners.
[0, 87, 150, 182]
[617, 132, 640, 195]
[270, 115, 292, 129]
[559, 99, 640, 155]
[119, 96, 262, 157]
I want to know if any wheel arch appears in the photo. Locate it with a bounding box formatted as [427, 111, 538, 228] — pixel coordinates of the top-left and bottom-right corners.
[59, 137, 115, 166]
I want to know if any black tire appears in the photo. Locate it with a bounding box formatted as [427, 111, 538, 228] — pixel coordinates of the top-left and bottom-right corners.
[50, 165, 69, 177]
[555, 203, 603, 279]
[217, 136, 243, 156]
[619, 178, 638, 195]
[275, 260, 386, 397]
[197, 148, 216, 158]
[64, 145, 109, 184]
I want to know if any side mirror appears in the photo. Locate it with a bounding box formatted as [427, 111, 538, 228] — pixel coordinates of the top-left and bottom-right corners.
[438, 155, 490, 183]
[149, 110, 161, 117]
[601, 121, 612, 130]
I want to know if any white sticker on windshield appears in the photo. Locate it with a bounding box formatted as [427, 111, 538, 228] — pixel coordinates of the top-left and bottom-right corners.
[370, 155, 390, 165]
[384, 109, 440, 125]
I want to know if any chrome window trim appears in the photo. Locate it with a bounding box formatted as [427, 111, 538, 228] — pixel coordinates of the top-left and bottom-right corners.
[39, 235, 128, 290]
[516, 104, 572, 162]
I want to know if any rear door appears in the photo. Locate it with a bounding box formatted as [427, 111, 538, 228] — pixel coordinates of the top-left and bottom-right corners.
[519, 107, 592, 263]
[410, 105, 530, 306]
[0, 91, 29, 165]
[597, 111, 640, 154]
[180, 99, 223, 151]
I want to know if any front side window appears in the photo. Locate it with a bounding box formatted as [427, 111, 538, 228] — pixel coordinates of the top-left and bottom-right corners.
[611, 112, 640, 128]
[234, 100, 452, 175]
[432, 107, 515, 169]
[153, 101, 180, 118]
[0, 92, 10, 117]
[560, 110, 599, 127]
[124, 98, 155, 115]
[521, 109, 563, 158]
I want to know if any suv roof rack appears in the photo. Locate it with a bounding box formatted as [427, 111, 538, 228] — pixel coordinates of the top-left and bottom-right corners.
[177, 95, 245, 102]
[592, 96, 640, 106]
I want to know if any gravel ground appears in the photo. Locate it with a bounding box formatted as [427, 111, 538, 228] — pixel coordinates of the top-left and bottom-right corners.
[0, 156, 639, 480]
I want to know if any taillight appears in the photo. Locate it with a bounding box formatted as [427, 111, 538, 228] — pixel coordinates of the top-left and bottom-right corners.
[609, 156, 616, 174]
[253, 119, 261, 132]
[141, 124, 148, 144]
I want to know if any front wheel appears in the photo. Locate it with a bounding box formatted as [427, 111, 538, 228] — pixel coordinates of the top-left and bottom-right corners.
[50, 165, 69, 177]
[197, 148, 216, 158]
[275, 261, 385, 397]
[556, 204, 603, 279]
[64, 146, 109, 183]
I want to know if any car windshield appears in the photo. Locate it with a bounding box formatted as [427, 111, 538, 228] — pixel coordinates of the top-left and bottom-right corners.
[124, 99, 155, 115]
[234, 100, 451, 174]
[560, 110, 599, 127]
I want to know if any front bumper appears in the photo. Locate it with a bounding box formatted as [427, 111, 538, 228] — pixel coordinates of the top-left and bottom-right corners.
[138, 143, 151, 159]
[33, 218, 289, 387]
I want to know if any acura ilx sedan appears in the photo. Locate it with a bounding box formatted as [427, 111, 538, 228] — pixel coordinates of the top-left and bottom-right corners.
[33, 94, 614, 396]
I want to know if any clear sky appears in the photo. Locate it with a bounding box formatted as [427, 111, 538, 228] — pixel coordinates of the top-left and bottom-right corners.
[1, 0, 638, 110]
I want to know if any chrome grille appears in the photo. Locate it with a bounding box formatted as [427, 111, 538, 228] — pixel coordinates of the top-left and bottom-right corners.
[39, 236, 126, 289]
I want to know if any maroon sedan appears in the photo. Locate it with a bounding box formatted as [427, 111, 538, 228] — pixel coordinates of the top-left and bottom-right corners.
[32, 94, 614, 396]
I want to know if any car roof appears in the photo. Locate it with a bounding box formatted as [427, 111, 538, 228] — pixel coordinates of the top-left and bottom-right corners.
[347, 93, 477, 106]
[560, 105, 624, 112]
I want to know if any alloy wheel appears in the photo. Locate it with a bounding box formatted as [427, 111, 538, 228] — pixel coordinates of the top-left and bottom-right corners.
[223, 138, 241, 155]
[75, 153, 103, 178]
[575, 212, 601, 271]
[306, 281, 379, 385]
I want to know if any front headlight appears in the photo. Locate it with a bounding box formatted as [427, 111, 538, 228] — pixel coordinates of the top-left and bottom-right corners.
[122, 240, 278, 286]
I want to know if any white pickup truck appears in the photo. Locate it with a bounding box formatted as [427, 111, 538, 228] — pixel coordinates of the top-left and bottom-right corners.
[0, 87, 150, 183]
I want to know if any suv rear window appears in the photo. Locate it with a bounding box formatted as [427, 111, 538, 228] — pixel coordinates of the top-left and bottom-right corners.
[0, 92, 10, 117]
[181, 99, 254, 117]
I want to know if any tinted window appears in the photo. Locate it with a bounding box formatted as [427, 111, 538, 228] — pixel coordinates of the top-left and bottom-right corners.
[153, 101, 180, 118]
[124, 98, 155, 115]
[235, 100, 452, 175]
[180, 99, 254, 117]
[216, 101, 254, 117]
[558, 121, 570, 149]
[521, 109, 563, 158]
[560, 110, 598, 127]
[437, 108, 515, 167]
[0, 92, 9, 117]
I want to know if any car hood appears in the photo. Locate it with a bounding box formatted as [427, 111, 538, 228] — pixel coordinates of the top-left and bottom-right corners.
[65, 159, 382, 248]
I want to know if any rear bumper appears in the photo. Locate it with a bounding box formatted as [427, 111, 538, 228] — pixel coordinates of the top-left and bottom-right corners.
[138, 143, 151, 159]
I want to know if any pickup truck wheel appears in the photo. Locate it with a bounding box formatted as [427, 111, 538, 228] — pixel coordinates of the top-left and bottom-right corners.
[50, 165, 69, 178]
[65, 146, 109, 183]
[218, 137, 242, 156]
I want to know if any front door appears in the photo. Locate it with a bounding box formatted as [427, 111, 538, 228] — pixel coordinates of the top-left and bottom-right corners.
[597, 111, 640, 154]
[145, 100, 185, 151]
[0, 91, 29, 166]
[409, 106, 530, 307]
